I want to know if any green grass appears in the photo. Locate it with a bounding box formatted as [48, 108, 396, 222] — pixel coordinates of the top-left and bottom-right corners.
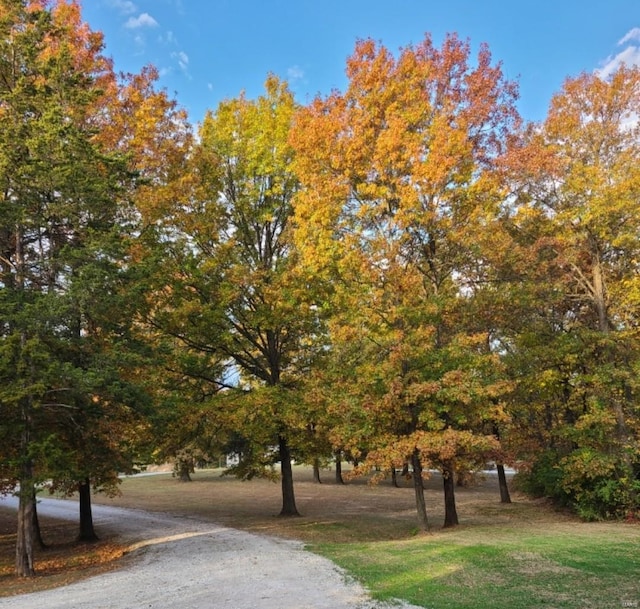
[310, 526, 640, 609]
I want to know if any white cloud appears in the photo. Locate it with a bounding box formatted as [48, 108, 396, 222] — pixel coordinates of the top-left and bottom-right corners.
[287, 65, 305, 83]
[619, 27, 640, 45]
[172, 50, 189, 71]
[171, 51, 190, 78]
[124, 13, 159, 29]
[107, 0, 137, 14]
[596, 28, 640, 78]
[597, 46, 640, 79]
[160, 31, 176, 45]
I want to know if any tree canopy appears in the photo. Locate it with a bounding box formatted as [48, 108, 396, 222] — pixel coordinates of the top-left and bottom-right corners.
[1, 0, 639, 578]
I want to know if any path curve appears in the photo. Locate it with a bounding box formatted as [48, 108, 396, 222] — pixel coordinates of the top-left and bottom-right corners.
[0, 496, 420, 609]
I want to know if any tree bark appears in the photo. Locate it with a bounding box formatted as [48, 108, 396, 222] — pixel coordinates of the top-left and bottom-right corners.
[591, 249, 625, 434]
[442, 463, 459, 528]
[334, 451, 344, 484]
[178, 463, 192, 482]
[278, 435, 299, 516]
[391, 467, 399, 488]
[496, 462, 512, 504]
[411, 450, 429, 531]
[78, 478, 99, 542]
[32, 491, 47, 550]
[16, 460, 35, 577]
[591, 253, 610, 335]
[591, 251, 633, 475]
[312, 458, 322, 484]
[15, 230, 34, 577]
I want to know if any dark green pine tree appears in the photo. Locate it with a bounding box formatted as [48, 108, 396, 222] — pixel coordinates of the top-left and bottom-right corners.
[0, 0, 146, 575]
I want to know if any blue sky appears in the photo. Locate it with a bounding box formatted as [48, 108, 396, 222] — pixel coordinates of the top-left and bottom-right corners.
[81, 0, 640, 126]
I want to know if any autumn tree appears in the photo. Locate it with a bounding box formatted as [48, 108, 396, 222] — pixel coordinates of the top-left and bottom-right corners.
[147, 76, 322, 516]
[291, 34, 518, 529]
[502, 66, 640, 519]
[90, 39, 196, 485]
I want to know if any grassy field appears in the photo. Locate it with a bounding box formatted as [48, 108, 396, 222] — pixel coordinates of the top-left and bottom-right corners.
[313, 519, 640, 609]
[1, 466, 639, 608]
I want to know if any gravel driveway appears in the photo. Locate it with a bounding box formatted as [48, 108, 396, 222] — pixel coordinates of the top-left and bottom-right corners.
[0, 496, 422, 609]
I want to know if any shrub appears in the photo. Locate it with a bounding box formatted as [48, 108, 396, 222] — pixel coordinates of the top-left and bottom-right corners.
[514, 449, 571, 506]
[516, 447, 640, 520]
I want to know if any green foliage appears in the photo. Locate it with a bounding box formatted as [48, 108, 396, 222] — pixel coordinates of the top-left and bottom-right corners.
[498, 66, 640, 522]
[515, 448, 640, 520]
[146, 76, 324, 478]
[513, 449, 571, 506]
[0, 0, 156, 502]
[559, 449, 640, 521]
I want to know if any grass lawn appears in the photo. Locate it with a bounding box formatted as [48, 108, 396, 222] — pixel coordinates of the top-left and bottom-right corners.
[1, 466, 639, 608]
[312, 522, 639, 609]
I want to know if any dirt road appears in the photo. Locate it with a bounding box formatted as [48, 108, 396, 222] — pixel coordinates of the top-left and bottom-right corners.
[0, 496, 420, 609]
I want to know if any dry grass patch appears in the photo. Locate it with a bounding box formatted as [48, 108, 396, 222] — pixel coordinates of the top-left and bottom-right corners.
[94, 466, 534, 542]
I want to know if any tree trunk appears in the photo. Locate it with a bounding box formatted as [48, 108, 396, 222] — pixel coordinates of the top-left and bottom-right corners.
[178, 463, 192, 482]
[591, 252, 633, 480]
[16, 460, 35, 577]
[278, 435, 299, 516]
[312, 458, 322, 484]
[15, 234, 34, 576]
[591, 249, 627, 436]
[78, 478, 99, 542]
[334, 451, 344, 485]
[592, 253, 610, 335]
[391, 467, 399, 488]
[16, 375, 35, 578]
[496, 462, 512, 504]
[442, 463, 459, 528]
[32, 491, 47, 550]
[411, 450, 429, 531]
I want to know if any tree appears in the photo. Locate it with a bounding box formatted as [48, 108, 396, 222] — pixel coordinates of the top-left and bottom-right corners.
[0, 0, 150, 573]
[147, 76, 321, 516]
[502, 67, 640, 519]
[86, 21, 197, 489]
[291, 34, 518, 528]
